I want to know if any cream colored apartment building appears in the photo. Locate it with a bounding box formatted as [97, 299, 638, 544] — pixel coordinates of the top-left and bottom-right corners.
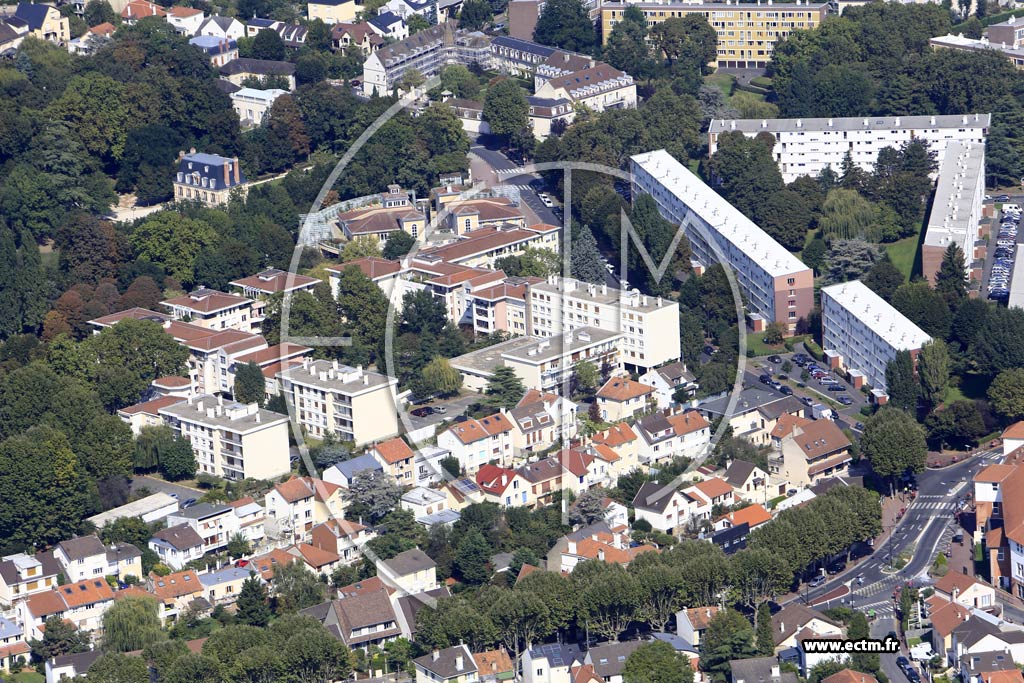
[278, 359, 399, 446]
[600, 0, 829, 69]
[158, 394, 291, 480]
[525, 276, 680, 371]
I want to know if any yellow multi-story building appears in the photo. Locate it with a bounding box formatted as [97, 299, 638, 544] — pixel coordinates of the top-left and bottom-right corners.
[600, 1, 830, 69]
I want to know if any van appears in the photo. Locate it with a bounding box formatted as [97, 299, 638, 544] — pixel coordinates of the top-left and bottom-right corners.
[1004, 204, 1022, 214]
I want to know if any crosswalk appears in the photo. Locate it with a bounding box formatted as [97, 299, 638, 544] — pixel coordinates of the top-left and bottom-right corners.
[916, 501, 955, 511]
[495, 167, 533, 177]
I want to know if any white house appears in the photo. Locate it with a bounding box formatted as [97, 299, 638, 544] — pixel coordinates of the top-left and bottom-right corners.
[437, 412, 516, 474]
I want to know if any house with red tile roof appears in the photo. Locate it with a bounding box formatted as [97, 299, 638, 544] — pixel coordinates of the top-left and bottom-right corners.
[464, 275, 544, 336]
[635, 409, 711, 466]
[117, 395, 187, 435]
[326, 257, 403, 303]
[437, 412, 516, 474]
[310, 519, 375, 565]
[547, 522, 657, 573]
[676, 605, 720, 646]
[714, 503, 772, 532]
[331, 21, 384, 53]
[774, 419, 852, 488]
[592, 423, 640, 472]
[121, 1, 166, 23]
[476, 464, 533, 507]
[596, 377, 654, 422]
[288, 543, 343, 575]
[441, 197, 526, 236]
[336, 185, 425, 242]
[934, 572, 996, 610]
[265, 476, 347, 544]
[249, 548, 301, 581]
[1004, 422, 1024, 456]
[17, 578, 115, 640]
[368, 437, 416, 483]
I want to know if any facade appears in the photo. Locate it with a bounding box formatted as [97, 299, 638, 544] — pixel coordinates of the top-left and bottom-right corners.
[922, 141, 985, 284]
[368, 437, 416, 484]
[173, 151, 247, 205]
[772, 419, 853, 488]
[820, 281, 932, 392]
[437, 412, 516, 473]
[0, 553, 60, 606]
[166, 504, 240, 555]
[377, 548, 438, 594]
[600, 1, 828, 68]
[336, 185, 426, 242]
[630, 150, 814, 333]
[158, 394, 291, 480]
[635, 410, 712, 465]
[499, 328, 623, 393]
[596, 377, 654, 422]
[10, 3, 69, 43]
[308, 0, 360, 23]
[639, 361, 698, 408]
[167, 6, 205, 34]
[414, 644, 479, 683]
[278, 360, 399, 446]
[265, 476, 347, 544]
[708, 114, 992, 184]
[525, 276, 681, 371]
[230, 268, 320, 299]
[189, 35, 238, 66]
[162, 287, 263, 332]
[219, 57, 297, 90]
[149, 524, 205, 569]
[230, 87, 288, 126]
[533, 63, 636, 113]
[362, 22, 490, 96]
[332, 21, 384, 54]
[53, 536, 142, 584]
[197, 14, 244, 39]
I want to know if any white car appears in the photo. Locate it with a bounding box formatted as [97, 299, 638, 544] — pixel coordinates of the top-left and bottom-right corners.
[538, 193, 554, 208]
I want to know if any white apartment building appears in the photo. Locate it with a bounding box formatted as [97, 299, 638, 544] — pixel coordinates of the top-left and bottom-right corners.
[630, 150, 814, 333]
[278, 360, 399, 446]
[820, 280, 932, 392]
[158, 394, 291, 480]
[230, 87, 288, 126]
[525, 276, 680, 371]
[922, 141, 985, 284]
[707, 114, 992, 184]
[166, 503, 240, 555]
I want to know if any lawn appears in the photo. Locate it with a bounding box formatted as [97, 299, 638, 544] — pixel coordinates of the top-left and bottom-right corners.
[704, 72, 736, 96]
[944, 373, 990, 405]
[745, 335, 786, 357]
[885, 235, 918, 281]
[10, 671, 44, 683]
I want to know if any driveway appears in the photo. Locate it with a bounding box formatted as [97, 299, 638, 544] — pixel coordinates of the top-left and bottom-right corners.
[130, 475, 202, 501]
[403, 393, 481, 434]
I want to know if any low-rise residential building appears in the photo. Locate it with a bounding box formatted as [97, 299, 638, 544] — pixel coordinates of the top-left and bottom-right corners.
[323, 453, 384, 488]
[302, 590, 402, 650]
[19, 578, 115, 640]
[771, 418, 853, 488]
[413, 445, 452, 487]
[635, 410, 711, 465]
[0, 553, 61, 606]
[67, 21, 115, 53]
[335, 184, 426, 242]
[0, 616, 28, 673]
[640, 362, 698, 408]
[331, 21, 384, 53]
[476, 464, 533, 507]
[368, 11, 407, 40]
[120, 0, 166, 23]
[86, 492, 179, 529]
[147, 569, 205, 621]
[173, 150, 247, 205]
[310, 519, 375, 566]
[474, 649, 515, 683]
[307, 0, 360, 24]
[149, 524, 205, 570]
[265, 476, 347, 544]
[9, 3, 69, 43]
[230, 268, 320, 299]
[934, 572, 996, 611]
[369, 437, 417, 484]
[166, 503, 240, 555]
[714, 503, 772, 533]
[245, 18, 307, 47]
[597, 377, 654, 422]
[227, 497, 266, 546]
[533, 62, 636, 113]
[167, 5, 205, 34]
[676, 605, 719, 646]
[199, 565, 252, 604]
[723, 460, 771, 502]
[230, 87, 288, 126]
[377, 548, 438, 594]
[162, 287, 263, 333]
[522, 643, 584, 683]
[54, 536, 142, 584]
[46, 650, 103, 683]
[160, 394, 290, 480]
[510, 389, 578, 455]
[401, 487, 451, 519]
[820, 280, 932, 393]
[730, 658, 800, 683]
[437, 412, 516, 474]
[632, 483, 711, 535]
[700, 387, 806, 448]
[592, 422, 641, 473]
[415, 643, 479, 683]
[219, 57, 297, 90]
[547, 523, 656, 573]
[197, 14, 244, 39]
[189, 35, 238, 66]
[279, 359, 400, 446]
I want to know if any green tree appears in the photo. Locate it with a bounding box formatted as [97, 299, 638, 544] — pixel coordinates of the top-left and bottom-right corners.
[935, 243, 967, 307]
[160, 435, 197, 482]
[573, 360, 600, 393]
[485, 366, 527, 409]
[163, 653, 222, 683]
[700, 608, 756, 682]
[336, 265, 389, 355]
[251, 28, 286, 60]
[233, 361, 266, 406]
[382, 230, 416, 259]
[571, 224, 606, 284]
[484, 79, 529, 138]
[236, 575, 272, 627]
[623, 640, 694, 683]
[102, 596, 164, 652]
[891, 281, 952, 339]
[861, 408, 927, 494]
[16, 230, 47, 334]
[84, 653, 150, 683]
[863, 258, 905, 300]
[803, 237, 828, 275]
[440, 64, 481, 99]
[533, 0, 595, 52]
[143, 640, 189, 680]
[346, 470, 403, 523]
[421, 356, 462, 397]
[408, 14, 431, 33]
[272, 561, 326, 614]
[279, 626, 354, 683]
[808, 660, 846, 683]
[129, 212, 219, 287]
[575, 562, 642, 640]
[884, 350, 919, 412]
[399, 67, 426, 91]
[729, 547, 791, 610]
[917, 339, 949, 407]
[454, 529, 492, 585]
[29, 617, 90, 662]
[755, 602, 774, 655]
[226, 534, 252, 559]
[605, 10, 654, 78]
[401, 289, 449, 337]
[459, 0, 493, 29]
[632, 562, 684, 632]
[84, 0, 116, 26]
[487, 587, 551, 662]
[990, 368, 1024, 422]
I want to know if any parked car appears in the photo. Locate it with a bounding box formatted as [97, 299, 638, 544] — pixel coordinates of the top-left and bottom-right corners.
[759, 374, 773, 384]
[779, 386, 794, 395]
[808, 575, 827, 588]
[434, 406, 448, 414]
[235, 559, 250, 568]
[837, 395, 854, 405]
[995, 194, 1011, 202]
[827, 384, 846, 391]
[768, 355, 783, 364]
[182, 498, 197, 508]
[411, 406, 435, 417]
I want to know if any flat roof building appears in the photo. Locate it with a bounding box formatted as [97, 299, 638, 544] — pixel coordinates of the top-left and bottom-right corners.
[922, 141, 985, 284]
[630, 149, 814, 333]
[820, 281, 932, 392]
[159, 394, 290, 481]
[525, 276, 680, 371]
[930, 32, 1024, 70]
[708, 114, 991, 184]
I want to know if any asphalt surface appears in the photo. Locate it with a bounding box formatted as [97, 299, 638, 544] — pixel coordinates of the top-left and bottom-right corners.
[793, 449, 1003, 616]
[404, 393, 480, 433]
[130, 475, 202, 501]
[469, 142, 562, 226]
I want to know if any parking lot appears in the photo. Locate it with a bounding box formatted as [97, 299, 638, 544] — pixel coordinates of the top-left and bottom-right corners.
[985, 197, 1018, 302]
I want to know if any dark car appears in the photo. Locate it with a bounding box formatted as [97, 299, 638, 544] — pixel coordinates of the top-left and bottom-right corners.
[995, 194, 1011, 202]
[768, 355, 783, 364]
[703, 345, 718, 356]
[759, 374, 773, 384]
[896, 657, 911, 671]
[837, 395, 854, 405]
[410, 406, 435, 417]
[801, 396, 815, 407]
[779, 385, 794, 395]
[181, 498, 197, 508]
[826, 563, 844, 575]
[827, 384, 846, 392]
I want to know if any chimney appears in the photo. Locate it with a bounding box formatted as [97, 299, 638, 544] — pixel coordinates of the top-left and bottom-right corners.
[223, 162, 230, 187]
[432, 650, 440, 661]
[455, 655, 464, 671]
[771, 666, 780, 678]
[234, 157, 240, 184]
[597, 548, 605, 561]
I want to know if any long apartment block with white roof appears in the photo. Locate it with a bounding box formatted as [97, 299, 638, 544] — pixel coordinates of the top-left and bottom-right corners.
[524, 276, 680, 371]
[922, 141, 986, 284]
[707, 114, 991, 183]
[629, 149, 814, 334]
[820, 280, 932, 393]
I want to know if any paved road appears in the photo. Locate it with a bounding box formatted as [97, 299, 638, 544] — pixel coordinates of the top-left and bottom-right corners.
[469, 142, 562, 226]
[404, 393, 480, 433]
[130, 475, 202, 500]
[793, 449, 1002, 615]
